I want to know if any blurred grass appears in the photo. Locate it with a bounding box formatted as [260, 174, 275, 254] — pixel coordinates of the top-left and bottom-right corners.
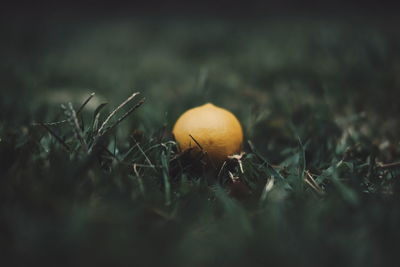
[1, 16, 400, 266]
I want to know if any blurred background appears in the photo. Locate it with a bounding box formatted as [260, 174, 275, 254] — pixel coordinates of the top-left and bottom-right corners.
[2, 0, 400, 158]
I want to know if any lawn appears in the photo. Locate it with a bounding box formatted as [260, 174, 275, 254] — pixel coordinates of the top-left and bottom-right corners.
[1, 15, 400, 266]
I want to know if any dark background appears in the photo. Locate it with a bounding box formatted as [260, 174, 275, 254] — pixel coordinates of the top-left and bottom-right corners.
[2, 0, 400, 18]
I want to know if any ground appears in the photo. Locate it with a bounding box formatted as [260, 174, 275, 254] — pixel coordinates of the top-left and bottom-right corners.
[1, 15, 400, 266]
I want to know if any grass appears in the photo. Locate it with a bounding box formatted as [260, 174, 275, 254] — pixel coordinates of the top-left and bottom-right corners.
[1, 16, 400, 266]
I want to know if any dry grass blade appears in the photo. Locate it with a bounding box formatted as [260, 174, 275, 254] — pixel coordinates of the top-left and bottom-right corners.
[217, 161, 227, 180]
[144, 141, 176, 154]
[102, 97, 145, 135]
[260, 176, 275, 203]
[76, 92, 95, 114]
[135, 141, 156, 170]
[33, 120, 67, 126]
[65, 102, 88, 152]
[90, 93, 144, 152]
[228, 152, 245, 173]
[378, 161, 400, 169]
[228, 171, 239, 182]
[97, 92, 140, 136]
[304, 170, 325, 195]
[132, 163, 161, 168]
[133, 163, 145, 196]
[189, 134, 203, 150]
[32, 92, 95, 126]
